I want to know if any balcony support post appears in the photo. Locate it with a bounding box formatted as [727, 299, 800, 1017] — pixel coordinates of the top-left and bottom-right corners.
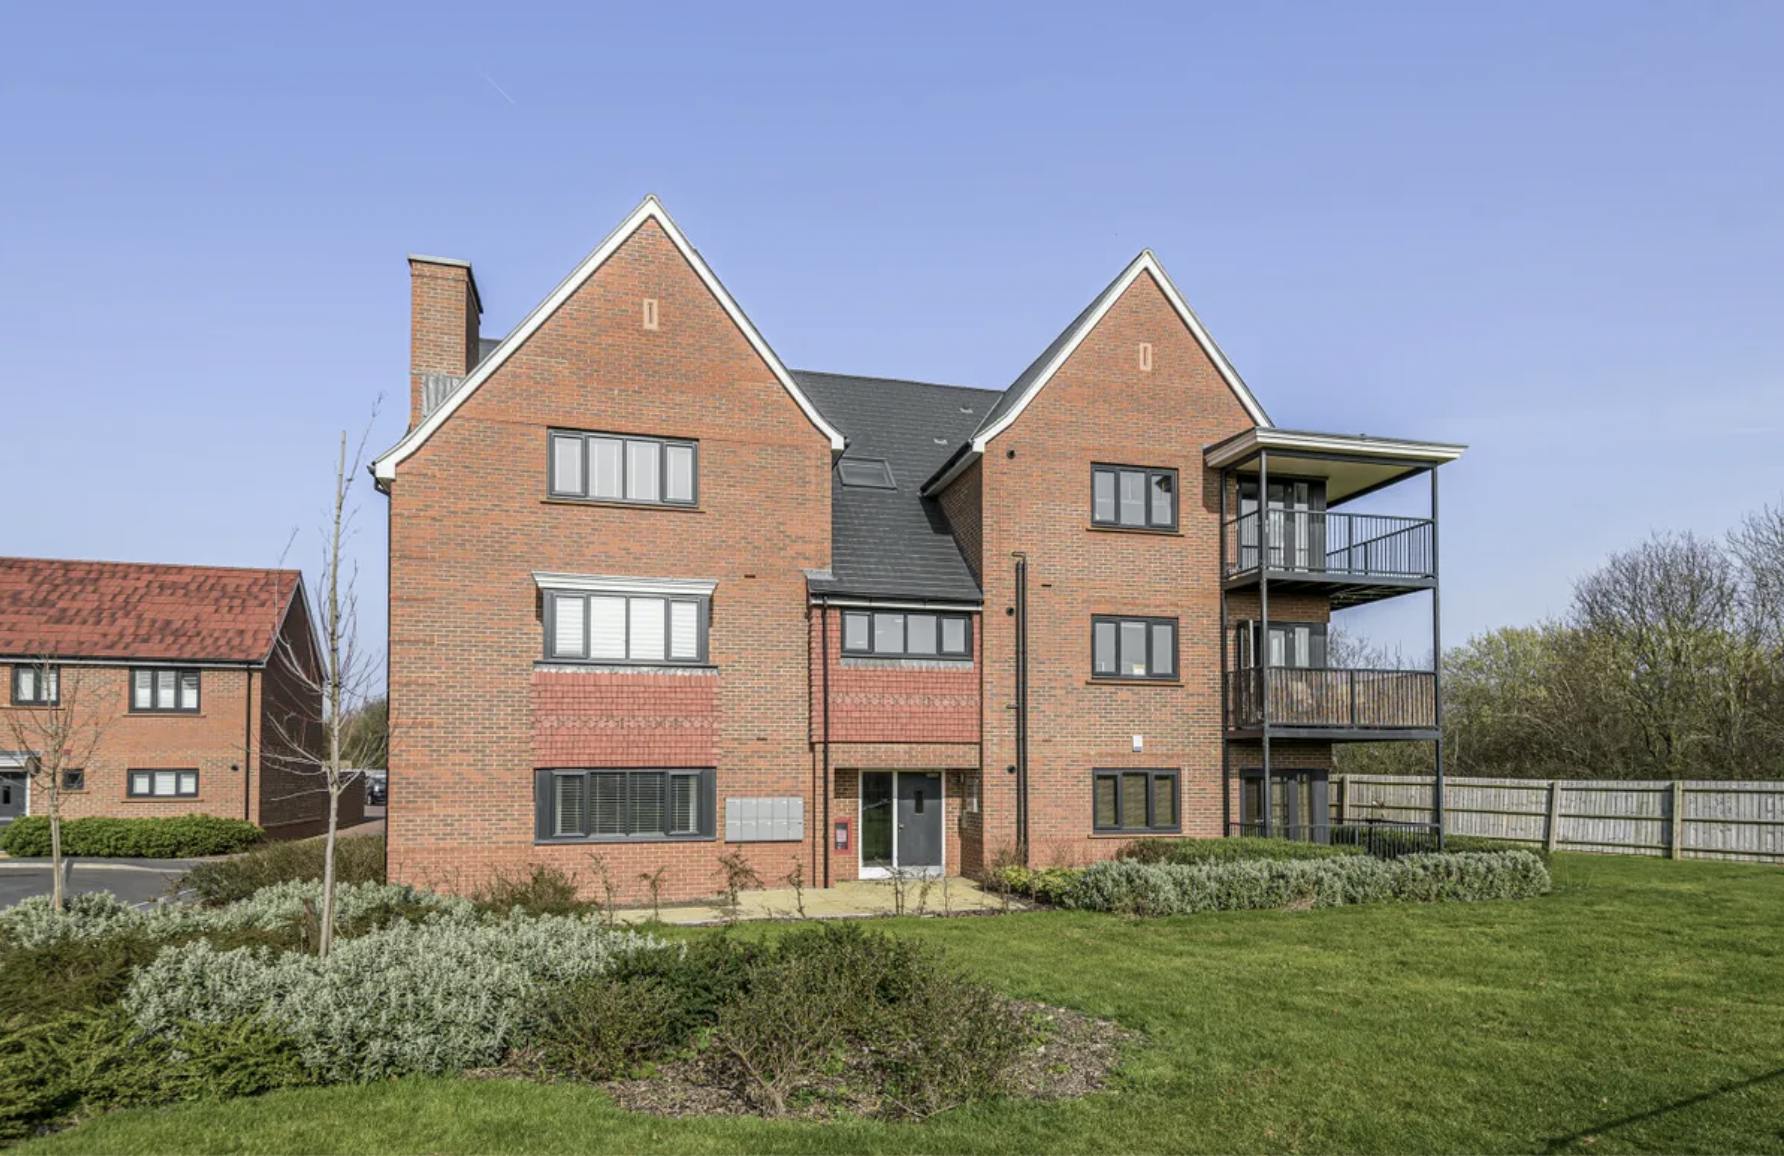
[1260, 449, 1272, 838]
[1430, 465, 1445, 848]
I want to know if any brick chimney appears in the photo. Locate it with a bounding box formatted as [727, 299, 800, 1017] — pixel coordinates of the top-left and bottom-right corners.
[408, 255, 482, 429]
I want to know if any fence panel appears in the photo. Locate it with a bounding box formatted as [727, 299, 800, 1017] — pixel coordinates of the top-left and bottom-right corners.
[1333, 774, 1784, 864]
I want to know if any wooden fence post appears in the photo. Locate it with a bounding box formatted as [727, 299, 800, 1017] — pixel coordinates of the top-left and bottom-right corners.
[1545, 780, 1562, 853]
[1669, 781, 1685, 860]
[1336, 775, 1349, 825]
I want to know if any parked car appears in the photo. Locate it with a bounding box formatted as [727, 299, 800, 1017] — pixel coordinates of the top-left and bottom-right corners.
[363, 771, 387, 807]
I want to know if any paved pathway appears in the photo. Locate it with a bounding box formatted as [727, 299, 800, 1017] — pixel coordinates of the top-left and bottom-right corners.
[619, 875, 1025, 925]
[0, 858, 195, 908]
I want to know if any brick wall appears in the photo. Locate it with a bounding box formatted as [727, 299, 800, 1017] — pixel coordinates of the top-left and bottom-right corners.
[963, 271, 1281, 867]
[1, 655, 332, 835]
[408, 258, 479, 428]
[807, 610, 979, 744]
[533, 669, 717, 766]
[386, 219, 834, 902]
[936, 458, 983, 585]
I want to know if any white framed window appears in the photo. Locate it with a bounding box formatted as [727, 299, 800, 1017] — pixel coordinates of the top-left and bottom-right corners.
[128, 769, 198, 798]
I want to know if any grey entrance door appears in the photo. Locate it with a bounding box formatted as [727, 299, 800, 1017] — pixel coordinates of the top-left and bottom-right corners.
[0, 774, 25, 822]
[895, 772, 942, 871]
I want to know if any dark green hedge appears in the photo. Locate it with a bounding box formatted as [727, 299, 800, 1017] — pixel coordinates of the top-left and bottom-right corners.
[1119, 836, 1364, 865]
[0, 816, 263, 859]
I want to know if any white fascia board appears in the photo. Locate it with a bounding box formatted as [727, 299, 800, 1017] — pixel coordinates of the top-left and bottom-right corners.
[1204, 428, 1467, 469]
[532, 572, 718, 598]
[969, 251, 1272, 457]
[807, 596, 984, 611]
[372, 196, 846, 487]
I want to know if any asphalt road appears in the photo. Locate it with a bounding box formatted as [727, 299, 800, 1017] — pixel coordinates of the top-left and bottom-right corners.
[0, 861, 191, 908]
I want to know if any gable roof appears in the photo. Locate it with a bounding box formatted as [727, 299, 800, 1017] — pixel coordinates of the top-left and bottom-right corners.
[923, 251, 1271, 494]
[371, 196, 846, 488]
[794, 372, 994, 604]
[0, 558, 305, 665]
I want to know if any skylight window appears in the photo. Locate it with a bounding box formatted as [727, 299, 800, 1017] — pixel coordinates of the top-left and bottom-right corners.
[838, 458, 896, 490]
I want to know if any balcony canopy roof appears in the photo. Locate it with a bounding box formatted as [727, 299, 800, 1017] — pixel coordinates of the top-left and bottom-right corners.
[1203, 428, 1466, 505]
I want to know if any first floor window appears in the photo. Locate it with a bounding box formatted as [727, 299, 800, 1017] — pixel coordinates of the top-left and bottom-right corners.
[841, 609, 973, 658]
[537, 768, 714, 841]
[10, 664, 58, 706]
[128, 769, 198, 798]
[131, 668, 200, 712]
[1092, 616, 1176, 680]
[546, 591, 708, 665]
[1092, 768, 1179, 833]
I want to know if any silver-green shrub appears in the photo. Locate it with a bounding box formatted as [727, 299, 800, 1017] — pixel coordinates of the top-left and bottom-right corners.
[125, 912, 670, 1081]
[1066, 851, 1550, 915]
[0, 881, 468, 949]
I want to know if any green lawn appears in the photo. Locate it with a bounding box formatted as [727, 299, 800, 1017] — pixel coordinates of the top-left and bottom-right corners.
[24, 855, 1784, 1155]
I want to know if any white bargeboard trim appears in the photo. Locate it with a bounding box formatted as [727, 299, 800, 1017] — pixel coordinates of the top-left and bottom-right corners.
[373, 196, 847, 487]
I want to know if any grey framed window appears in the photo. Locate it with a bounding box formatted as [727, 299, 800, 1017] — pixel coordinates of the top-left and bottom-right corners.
[1091, 616, 1177, 680]
[837, 457, 896, 489]
[1092, 768, 1180, 833]
[130, 668, 200, 713]
[128, 769, 198, 798]
[10, 664, 58, 706]
[544, 591, 708, 665]
[535, 768, 716, 842]
[841, 610, 973, 658]
[1092, 464, 1177, 530]
[548, 429, 697, 506]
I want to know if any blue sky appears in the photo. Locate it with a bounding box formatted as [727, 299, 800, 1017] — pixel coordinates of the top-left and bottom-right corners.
[4, 1, 1781, 660]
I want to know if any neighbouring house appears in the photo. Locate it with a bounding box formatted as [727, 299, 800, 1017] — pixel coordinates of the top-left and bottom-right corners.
[0, 558, 358, 838]
[373, 196, 1462, 901]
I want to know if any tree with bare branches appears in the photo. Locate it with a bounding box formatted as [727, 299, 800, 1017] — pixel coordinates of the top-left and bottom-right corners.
[4, 660, 110, 912]
[259, 419, 383, 956]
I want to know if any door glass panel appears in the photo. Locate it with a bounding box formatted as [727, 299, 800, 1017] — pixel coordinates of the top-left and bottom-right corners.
[861, 774, 894, 868]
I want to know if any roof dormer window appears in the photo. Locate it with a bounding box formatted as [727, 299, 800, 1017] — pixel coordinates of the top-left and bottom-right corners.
[837, 457, 896, 490]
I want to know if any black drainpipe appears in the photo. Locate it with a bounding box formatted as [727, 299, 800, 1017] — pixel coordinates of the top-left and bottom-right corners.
[1012, 553, 1029, 865]
[820, 598, 833, 888]
[242, 668, 254, 823]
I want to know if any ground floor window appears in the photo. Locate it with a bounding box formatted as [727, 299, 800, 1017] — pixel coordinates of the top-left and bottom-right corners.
[1237, 769, 1329, 840]
[128, 769, 198, 798]
[534, 768, 715, 842]
[1092, 768, 1180, 833]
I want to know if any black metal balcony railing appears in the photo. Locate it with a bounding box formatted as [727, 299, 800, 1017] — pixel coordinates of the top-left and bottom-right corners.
[1226, 667, 1437, 731]
[1227, 820, 1443, 858]
[1223, 510, 1434, 581]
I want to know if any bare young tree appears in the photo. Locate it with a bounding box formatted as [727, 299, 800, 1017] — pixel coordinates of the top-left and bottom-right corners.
[4, 660, 109, 913]
[260, 419, 383, 956]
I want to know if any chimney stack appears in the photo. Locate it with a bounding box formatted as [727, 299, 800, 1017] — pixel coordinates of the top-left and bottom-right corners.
[408, 255, 482, 429]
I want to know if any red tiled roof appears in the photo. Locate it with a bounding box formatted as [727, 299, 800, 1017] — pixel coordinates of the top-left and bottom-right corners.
[0, 558, 303, 664]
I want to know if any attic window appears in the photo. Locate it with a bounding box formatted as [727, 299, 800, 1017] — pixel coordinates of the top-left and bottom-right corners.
[837, 458, 896, 490]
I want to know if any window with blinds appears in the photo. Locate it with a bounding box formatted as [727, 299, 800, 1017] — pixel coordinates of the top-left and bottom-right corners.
[549, 429, 697, 506]
[538, 769, 712, 841]
[127, 769, 199, 798]
[130, 668, 201, 712]
[10, 663, 58, 706]
[545, 591, 707, 665]
[1091, 768, 1179, 833]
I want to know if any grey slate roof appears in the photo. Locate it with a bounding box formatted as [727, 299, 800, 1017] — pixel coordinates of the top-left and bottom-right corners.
[793, 371, 1001, 603]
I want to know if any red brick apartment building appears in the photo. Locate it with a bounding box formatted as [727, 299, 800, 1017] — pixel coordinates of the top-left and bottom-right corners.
[374, 197, 1463, 900]
[0, 559, 354, 837]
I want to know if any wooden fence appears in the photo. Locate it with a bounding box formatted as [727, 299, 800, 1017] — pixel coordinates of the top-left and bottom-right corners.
[1332, 774, 1784, 863]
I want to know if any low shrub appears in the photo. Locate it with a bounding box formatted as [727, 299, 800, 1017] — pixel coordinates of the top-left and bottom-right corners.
[0, 880, 467, 950]
[0, 1006, 313, 1141]
[0, 815, 263, 859]
[0, 930, 167, 1024]
[1120, 836, 1364, 865]
[1442, 834, 1552, 866]
[532, 976, 685, 1081]
[182, 835, 386, 905]
[473, 864, 590, 917]
[987, 865, 1084, 905]
[125, 911, 671, 1082]
[1065, 851, 1551, 916]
